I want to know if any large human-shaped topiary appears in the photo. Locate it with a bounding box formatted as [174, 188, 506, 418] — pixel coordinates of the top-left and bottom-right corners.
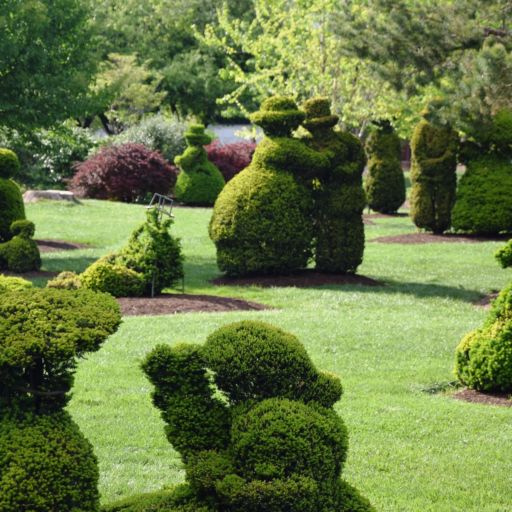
[0, 288, 121, 512]
[0, 220, 41, 273]
[0, 148, 26, 242]
[209, 96, 328, 276]
[174, 125, 225, 206]
[364, 120, 405, 214]
[140, 320, 374, 512]
[409, 108, 459, 234]
[452, 109, 512, 234]
[301, 97, 367, 273]
[455, 243, 512, 392]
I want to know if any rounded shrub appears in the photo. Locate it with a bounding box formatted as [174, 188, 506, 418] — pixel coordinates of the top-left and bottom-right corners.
[206, 140, 256, 182]
[0, 149, 25, 242]
[81, 255, 145, 297]
[496, 239, 512, 269]
[364, 120, 405, 214]
[409, 118, 459, 234]
[174, 124, 225, 205]
[301, 97, 367, 273]
[71, 143, 177, 202]
[0, 220, 41, 273]
[0, 411, 99, 512]
[209, 96, 329, 276]
[0, 274, 32, 293]
[47, 271, 82, 290]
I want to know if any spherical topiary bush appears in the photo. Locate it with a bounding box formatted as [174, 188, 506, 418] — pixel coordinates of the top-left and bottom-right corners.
[137, 320, 374, 512]
[0, 220, 41, 273]
[364, 121, 405, 214]
[0, 411, 99, 512]
[409, 117, 459, 234]
[0, 148, 25, 242]
[301, 97, 367, 273]
[71, 143, 177, 202]
[209, 96, 329, 276]
[496, 239, 512, 269]
[174, 125, 225, 206]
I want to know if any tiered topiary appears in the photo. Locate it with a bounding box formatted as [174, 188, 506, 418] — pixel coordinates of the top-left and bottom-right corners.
[364, 120, 405, 214]
[452, 109, 512, 234]
[409, 111, 459, 234]
[0, 148, 26, 242]
[301, 97, 367, 273]
[174, 125, 225, 206]
[0, 288, 121, 512]
[80, 208, 183, 297]
[455, 242, 512, 392]
[131, 320, 374, 512]
[0, 220, 41, 273]
[209, 96, 328, 276]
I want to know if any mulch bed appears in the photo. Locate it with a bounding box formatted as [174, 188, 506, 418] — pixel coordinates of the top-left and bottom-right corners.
[364, 212, 409, 219]
[2, 270, 58, 279]
[473, 292, 499, 309]
[453, 388, 512, 407]
[212, 270, 381, 288]
[371, 232, 510, 244]
[117, 294, 268, 316]
[36, 239, 90, 252]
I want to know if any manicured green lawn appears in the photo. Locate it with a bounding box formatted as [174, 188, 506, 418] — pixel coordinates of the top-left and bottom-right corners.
[27, 200, 511, 512]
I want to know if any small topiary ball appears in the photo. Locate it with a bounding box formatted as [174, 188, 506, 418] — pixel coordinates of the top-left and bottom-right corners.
[0, 149, 20, 179]
[0, 220, 40, 273]
[0, 411, 100, 512]
[47, 271, 82, 290]
[496, 239, 512, 269]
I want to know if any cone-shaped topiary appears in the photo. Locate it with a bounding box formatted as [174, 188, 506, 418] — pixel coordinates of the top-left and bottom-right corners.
[0, 148, 25, 242]
[301, 97, 366, 273]
[174, 125, 225, 205]
[209, 96, 329, 276]
[0, 288, 121, 511]
[409, 113, 459, 234]
[364, 121, 405, 214]
[0, 220, 41, 273]
[138, 320, 374, 512]
[452, 109, 512, 234]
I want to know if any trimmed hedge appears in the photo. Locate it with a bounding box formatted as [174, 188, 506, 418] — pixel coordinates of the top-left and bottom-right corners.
[174, 125, 225, 206]
[496, 240, 512, 269]
[0, 220, 41, 273]
[365, 121, 405, 214]
[0, 149, 25, 242]
[410, 119, 458, 234]
[47, 271, 82, 290]
[0, 274, 32, 293]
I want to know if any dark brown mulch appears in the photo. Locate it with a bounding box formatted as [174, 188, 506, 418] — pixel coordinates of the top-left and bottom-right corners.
[473, 292, 499, 309]
[2, 270, 58, 279]
[453, 388, 512, 407]
[117, 294, 268, 316]
[36, 239, 90, 252]
[212, 270, 381, 288]
[371, 232, 510, 244]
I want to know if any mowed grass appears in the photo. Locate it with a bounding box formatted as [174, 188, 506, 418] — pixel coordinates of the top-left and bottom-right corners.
[26, 200, 512, 512]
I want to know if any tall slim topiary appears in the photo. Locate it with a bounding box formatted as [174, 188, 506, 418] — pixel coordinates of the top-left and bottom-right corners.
[0, 148, 26, 242]
[365, 121, 405, 214]
[301, 97, 367, 273]
[174, 125, 225, 206]
[0, 288, 121, 512]
[452, 109, 512, 234]
[209, 96, 328, 276]
[410, 110, 459, 234]
[139, 320, 374, 512]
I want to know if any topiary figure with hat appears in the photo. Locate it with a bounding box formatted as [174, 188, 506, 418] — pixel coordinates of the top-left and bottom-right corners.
[0, 148, 26, 242]
[364, 120, 405, 214]
[209, 96, 329, 276]
[409, 101, 459, 234]
[301, 97, 367, 273]
[174, 124, 225, 206]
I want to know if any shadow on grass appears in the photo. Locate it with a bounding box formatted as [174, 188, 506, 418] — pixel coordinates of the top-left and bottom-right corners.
[42, 255, 98, 274]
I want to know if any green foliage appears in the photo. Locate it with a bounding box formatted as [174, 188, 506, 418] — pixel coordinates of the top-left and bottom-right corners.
[0, 411, 99, 512]
[47, 271, 83, 290]
[0, 275, 32, 293]
[409, 118, 459, 234]
[0, 149, 20, 179]
[209, 96, 329, 276]
[496, 240, 512, 269]
[117, 209, 184, 295]
[301, 97, 367, 273]
[174, 124, 225, 206]
[452, 155, 512, 234]
[81, 256, 145, 298]
[455, 283, 512, 392]
[0, 175, 26, 243]
[365, 122, 406, 214]
[0, 220, 41, 273]
[0, 288, 121, 412]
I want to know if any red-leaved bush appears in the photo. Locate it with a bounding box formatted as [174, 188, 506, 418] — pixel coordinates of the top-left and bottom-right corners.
[70, 143, 178, 202]
[206, 140, 257, 182]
